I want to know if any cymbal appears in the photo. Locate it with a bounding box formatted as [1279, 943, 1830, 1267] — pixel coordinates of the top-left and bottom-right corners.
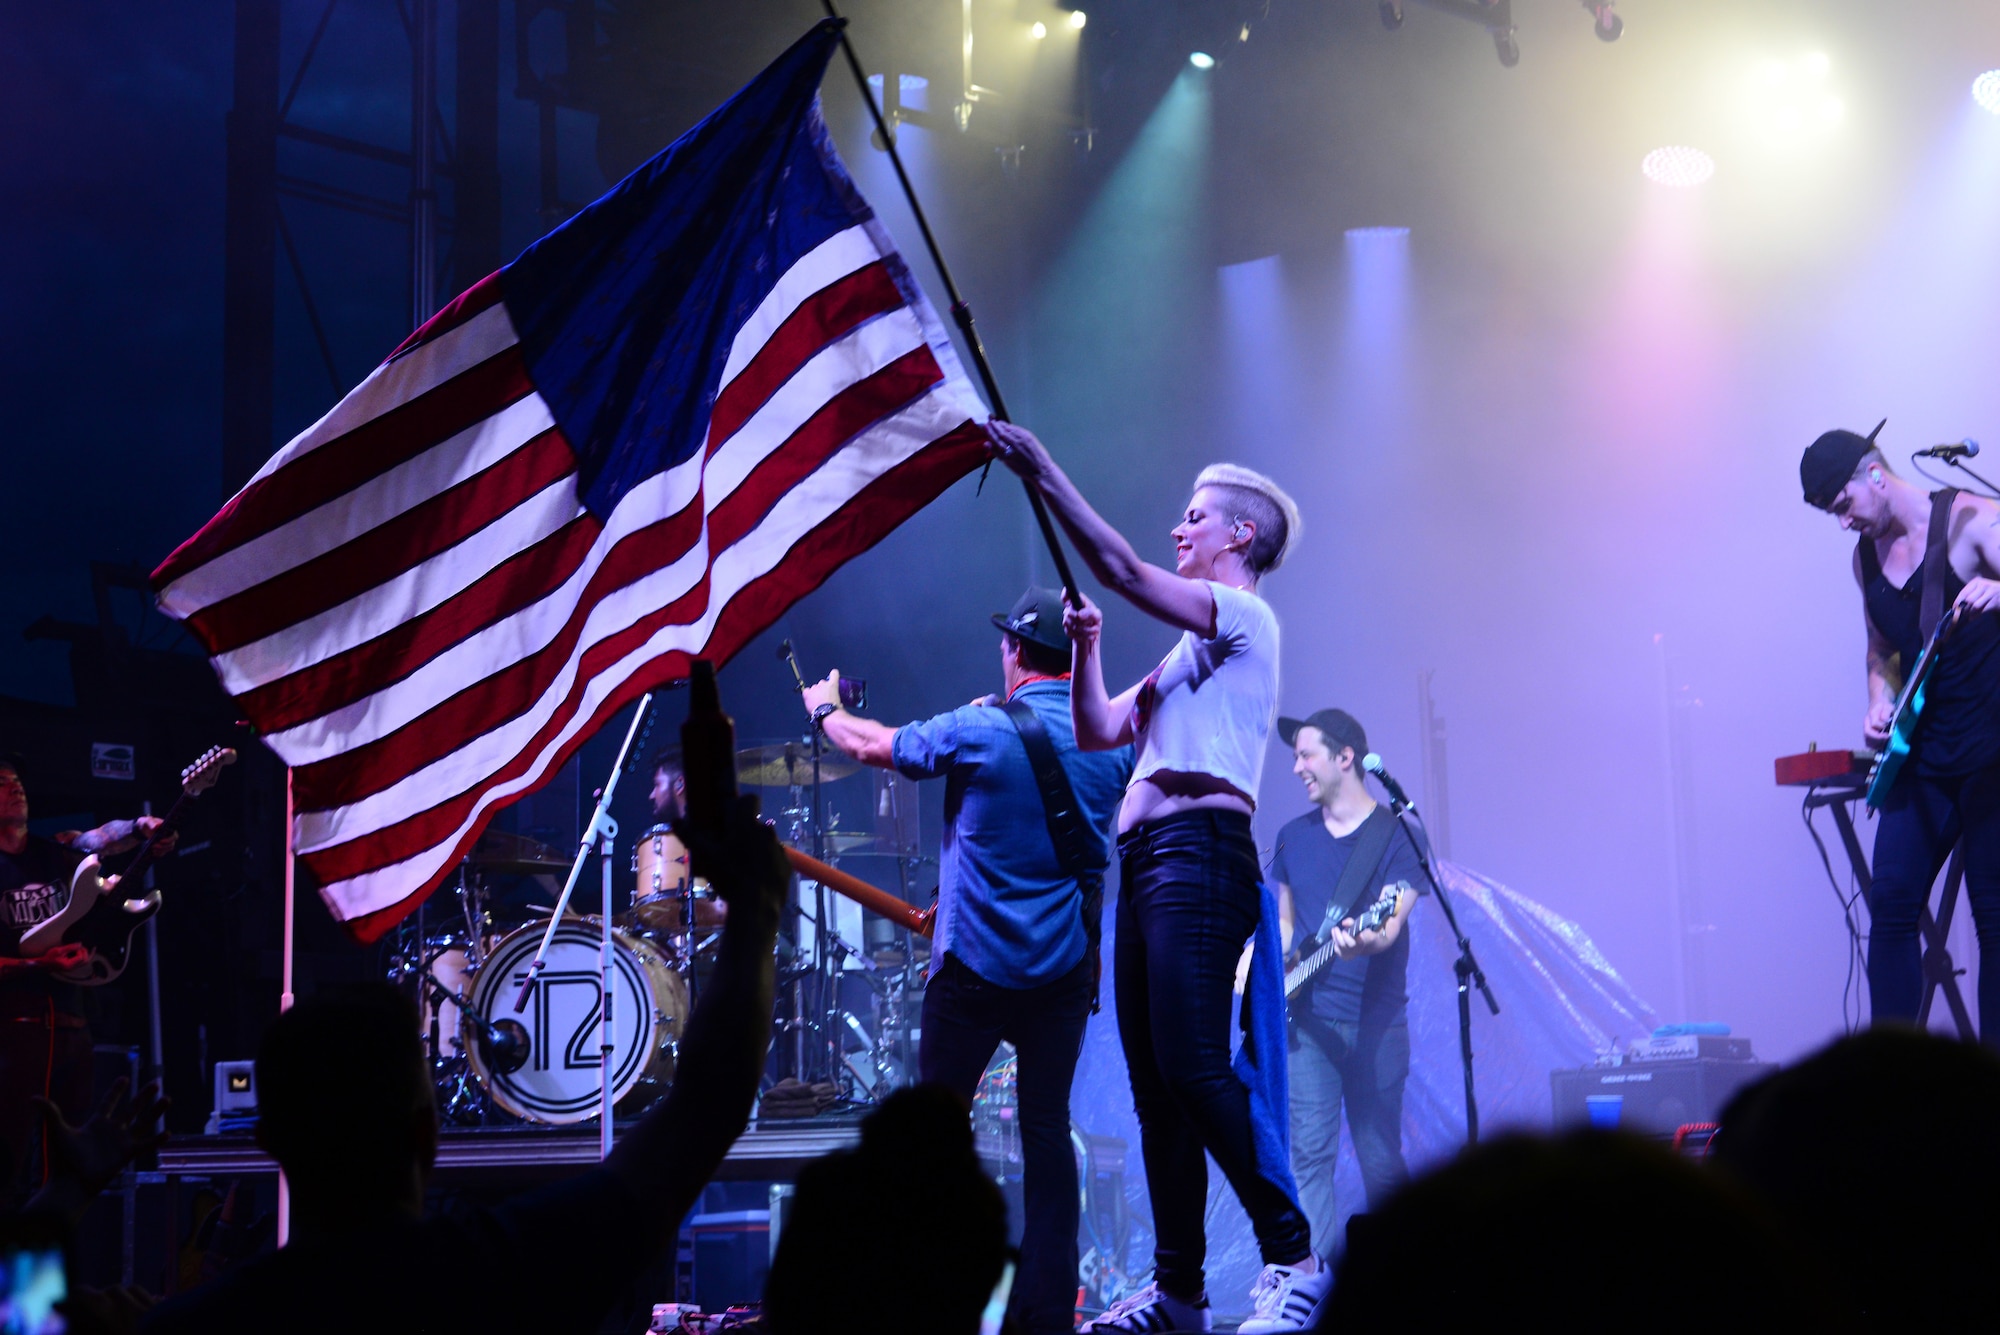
[823, 831, 878, 854]
[465, 829, 571, 875]
[735, 742, 861, 787]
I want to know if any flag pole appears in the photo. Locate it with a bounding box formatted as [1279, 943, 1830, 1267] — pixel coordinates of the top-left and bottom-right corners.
[277, 767, 296, 1247]
[817, 5, 1083, 608]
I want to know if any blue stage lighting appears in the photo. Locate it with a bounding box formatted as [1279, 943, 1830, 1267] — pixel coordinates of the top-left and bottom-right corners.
[1189, 51, 1216, 69]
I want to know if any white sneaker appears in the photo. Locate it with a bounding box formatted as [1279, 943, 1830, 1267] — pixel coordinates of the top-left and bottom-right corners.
[1079, 1282, 1213, 1333]
[1235, 1259, 1333, 1334]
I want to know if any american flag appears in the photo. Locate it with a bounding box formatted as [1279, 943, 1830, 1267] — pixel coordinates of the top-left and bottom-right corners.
[152, 22, 988, 941]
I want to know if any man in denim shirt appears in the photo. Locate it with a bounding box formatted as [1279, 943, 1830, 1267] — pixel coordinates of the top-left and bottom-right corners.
[801, 588, 1132, 1335]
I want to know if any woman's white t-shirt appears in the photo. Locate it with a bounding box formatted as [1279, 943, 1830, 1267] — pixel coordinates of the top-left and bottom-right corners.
[1128, 581, 1280, 807]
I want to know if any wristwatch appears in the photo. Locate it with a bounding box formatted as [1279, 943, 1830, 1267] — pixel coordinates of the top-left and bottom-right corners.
[812, 702, 838, 724]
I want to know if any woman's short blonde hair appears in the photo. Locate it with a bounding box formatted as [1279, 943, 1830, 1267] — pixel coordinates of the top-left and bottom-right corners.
[1192, 463, 1302, 574]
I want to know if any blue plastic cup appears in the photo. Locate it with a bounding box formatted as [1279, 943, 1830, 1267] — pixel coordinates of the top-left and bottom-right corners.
[1584, 1094, 1623, 1129]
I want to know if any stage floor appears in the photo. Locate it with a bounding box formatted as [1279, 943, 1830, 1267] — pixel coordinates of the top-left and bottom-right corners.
[158, 1115, 866, 1183]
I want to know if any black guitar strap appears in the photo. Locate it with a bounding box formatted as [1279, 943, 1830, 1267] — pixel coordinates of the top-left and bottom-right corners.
[1315, 805, 1397, 942]
[1000, 697, 1109, 1011]
[1920, 488, 1959, 644]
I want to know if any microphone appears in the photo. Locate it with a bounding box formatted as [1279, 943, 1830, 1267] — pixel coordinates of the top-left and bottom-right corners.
[1361, 753, 1413, 811]
[1914, 439, 1980, 460]
[481, 1017, 530, 1075]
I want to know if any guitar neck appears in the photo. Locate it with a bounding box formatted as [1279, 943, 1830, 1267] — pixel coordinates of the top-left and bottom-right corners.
[1285, 938, 1339, 999]
[113, 790, 193, 881]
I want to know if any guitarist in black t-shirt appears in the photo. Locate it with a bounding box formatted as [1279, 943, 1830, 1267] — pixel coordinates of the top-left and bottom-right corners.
[1267, 709, 1422, 1259]
[1802, 427, 2000, 1048]
[0, 754, 174, 1198]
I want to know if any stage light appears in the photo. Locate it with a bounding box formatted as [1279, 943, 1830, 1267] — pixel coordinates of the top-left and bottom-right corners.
[1345, 226, 1411, 241]
[1642, 146, 1715, 188]
[1030, 20, 1047, 39]
[1067, 9, 1086, 29]
[1976, 71, 2000, 116]
[1189, 51, 1215, 69]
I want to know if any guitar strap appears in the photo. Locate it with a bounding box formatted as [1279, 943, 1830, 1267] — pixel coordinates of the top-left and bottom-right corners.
[999, 697, 1109, 1011]
[1315, 805, 1397, 942]
[1920, 488, 1959, 644]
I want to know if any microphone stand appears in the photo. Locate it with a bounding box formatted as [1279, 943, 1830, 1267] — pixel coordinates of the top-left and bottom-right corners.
[1379, 788, 1498, 1144]
[1942, 453, 2000, 500]
[510, 692, 654, 1157]
[419, 971, 528, 1078]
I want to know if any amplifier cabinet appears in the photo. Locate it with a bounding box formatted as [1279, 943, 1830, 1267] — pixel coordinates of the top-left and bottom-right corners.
[1551, 1061, 1778, 1135]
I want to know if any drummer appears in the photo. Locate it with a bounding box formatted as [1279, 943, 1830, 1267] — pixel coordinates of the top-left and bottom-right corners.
[648, 746, 687, 825]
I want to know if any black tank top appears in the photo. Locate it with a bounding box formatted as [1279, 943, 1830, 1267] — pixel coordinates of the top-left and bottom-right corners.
[1858, 495, 2000, 775]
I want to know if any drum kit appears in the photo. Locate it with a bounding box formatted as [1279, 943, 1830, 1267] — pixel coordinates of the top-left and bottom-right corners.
[386, 682, 933, 1129]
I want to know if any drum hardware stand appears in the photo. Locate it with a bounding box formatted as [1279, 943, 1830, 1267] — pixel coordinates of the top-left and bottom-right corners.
[511, 691, 654, 1158]
[777, 643, 842, 1088]
[457, 859, 489, 972]
[820, 923, 879, 1102]
[843, 937, 909, 1096]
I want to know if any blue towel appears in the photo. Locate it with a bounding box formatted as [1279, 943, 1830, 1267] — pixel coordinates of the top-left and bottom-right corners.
[1233, 880, 1301, 1209]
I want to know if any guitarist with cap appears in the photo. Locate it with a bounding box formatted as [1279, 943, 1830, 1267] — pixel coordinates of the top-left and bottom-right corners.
[1802, 424, 2000, 1046]
[800, 588, 1132, 1335]
[1268, 709, 1421, 1257]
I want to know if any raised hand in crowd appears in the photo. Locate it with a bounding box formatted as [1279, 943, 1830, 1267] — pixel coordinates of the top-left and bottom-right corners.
[26, 1076, 168, 1228]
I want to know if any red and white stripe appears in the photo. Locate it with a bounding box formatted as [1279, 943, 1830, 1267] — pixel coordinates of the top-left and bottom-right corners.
[155, 223, 987, 939]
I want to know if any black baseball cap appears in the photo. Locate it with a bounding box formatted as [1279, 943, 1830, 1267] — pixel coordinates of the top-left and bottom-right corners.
[1277, 709, 1368, 759]
[1800, 418, 1886, 509]
[990, 587, 1070, 656]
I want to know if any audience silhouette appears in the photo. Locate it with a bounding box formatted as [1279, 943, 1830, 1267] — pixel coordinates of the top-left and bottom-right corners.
[764, 1083, 1012, 1335]
[1321, 1128, 1855, 1331]
[1712, 1026, 2000, 1332]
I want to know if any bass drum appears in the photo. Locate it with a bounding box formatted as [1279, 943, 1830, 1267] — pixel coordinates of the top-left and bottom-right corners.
[466, 919, 687, 1124]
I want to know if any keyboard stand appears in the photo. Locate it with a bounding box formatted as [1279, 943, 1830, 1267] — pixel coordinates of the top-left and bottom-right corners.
[1805, 785, 1975, 1041]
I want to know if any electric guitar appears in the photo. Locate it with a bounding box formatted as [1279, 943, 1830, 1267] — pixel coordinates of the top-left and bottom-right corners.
[20, 746, 236, 982]
[1283, 883, 1406, 1002]
[1865, 608, 1963, 809]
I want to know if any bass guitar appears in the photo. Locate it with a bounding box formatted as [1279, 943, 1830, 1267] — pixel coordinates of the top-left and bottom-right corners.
[1865, 607, 1963, 809]
[21, 746, 236, 982]
[1284, 882, 1406, 1002]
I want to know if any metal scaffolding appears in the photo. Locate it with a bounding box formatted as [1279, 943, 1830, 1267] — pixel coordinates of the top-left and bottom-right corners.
[220, 0, 503, 496]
